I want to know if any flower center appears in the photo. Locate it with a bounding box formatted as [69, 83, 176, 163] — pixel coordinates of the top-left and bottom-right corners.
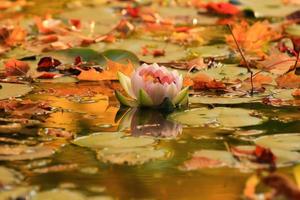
[139, 68, 175, 84]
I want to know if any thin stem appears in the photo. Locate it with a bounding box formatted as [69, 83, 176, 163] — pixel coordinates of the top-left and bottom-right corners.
[284, 52, 300, 74]
[227, 24, 254, 95]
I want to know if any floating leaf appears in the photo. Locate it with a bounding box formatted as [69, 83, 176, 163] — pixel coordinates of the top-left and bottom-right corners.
[73, 132, 155, 149]
[189, 95, 261, 104]
[169, 107, 264, 128]
[0, 83, 32, 100]
[101, 49, 139, 66]
[97, 146, 167, 165]
[0, 166, 22, 186]
[255, 133, 300, 151]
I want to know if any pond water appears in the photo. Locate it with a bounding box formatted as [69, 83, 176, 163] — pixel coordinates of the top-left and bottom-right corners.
[1, 0, 300, 200]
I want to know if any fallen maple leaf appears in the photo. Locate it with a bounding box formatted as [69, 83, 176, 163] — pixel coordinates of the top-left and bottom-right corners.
[226, 21, 281, 57]
[190, 73, 226, 90]
[292, 88, 300, 97]
[4, 58, 29, 76]
[204, 2, 240, 15]
[5, 26, 27, 46]
[276, 72, 300, 88]
[77, 60, 134, 81]
[258, 51, 297, 75]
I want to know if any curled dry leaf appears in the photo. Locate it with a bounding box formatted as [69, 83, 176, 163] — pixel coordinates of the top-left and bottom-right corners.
[37, 57, 62, 72]
[4, 59, 29, 76]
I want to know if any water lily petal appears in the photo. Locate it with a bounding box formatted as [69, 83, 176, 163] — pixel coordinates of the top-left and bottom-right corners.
[138, 89, 153, 107]
[172, 86, 189, 105]
[117, 72, 135, 98]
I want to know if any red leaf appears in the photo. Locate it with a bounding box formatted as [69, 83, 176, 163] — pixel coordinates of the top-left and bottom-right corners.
[126, 5, 140, 18]
[254, 145, 276, 166]
[36, 72, 61, 79]
[4, 59, 29, 76]
[69, 19, 81, 30]
[37, 57, 61, 72]
[204, 2, 240, 15]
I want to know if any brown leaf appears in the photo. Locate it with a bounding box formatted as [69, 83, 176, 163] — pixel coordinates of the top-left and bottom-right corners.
[77, 60, 134, 81]
[182, 156, 223, 170]
[226, 21, 281, 57]
[4, 59, 29, 76]
[191, 73, 226, 90]
[276, 72, 300, 88]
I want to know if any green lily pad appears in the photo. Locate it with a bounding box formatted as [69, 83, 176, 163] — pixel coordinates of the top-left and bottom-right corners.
[285, 24, 300, 37]
[0, 187, 34, 200]
[32, 189, 113, 200]
[169, 107, 264, 128]
[273, 89, 294, 100]
[188, 45, 232, 58]
[0, 167, 22, 186]
[102, 49, 139, 66]
[92, 38, 186, 63]
[60, 5, 120, 35]
[238, 0, 299, 17]
[255, 133, 300, 151]
[43, 48, 105, 64]
[97, 146, 167, 165]
[73, 132, 169, 165]
[189, 95, 261, 105]
[190, 64, 250, 81]
[73, 132, 156, 149]
[0, 145, 55, 161]
[0, 83, 32, 100]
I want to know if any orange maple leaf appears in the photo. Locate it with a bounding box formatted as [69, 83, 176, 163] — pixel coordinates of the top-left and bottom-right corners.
[77, 60, 134, 81]
[184, 73, 226, 90]
[276, 72, 300, 88]
[226, 21, 281, 57]
[5, 26, 27, 47]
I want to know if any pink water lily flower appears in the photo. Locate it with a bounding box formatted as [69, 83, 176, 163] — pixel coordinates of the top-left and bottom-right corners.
[116, 63, 188, 107]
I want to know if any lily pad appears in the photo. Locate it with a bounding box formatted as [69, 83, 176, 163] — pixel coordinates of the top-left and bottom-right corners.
[32, 189, 85, 200]
[43, 48, 105, 64]
[0, 187, 34, 200]
[0, 145, 55, 161]
[101, 49, 139, 66]
[255, 133, 300, 151]
[93, 38, 186, 63]
[73, 132, 169, 165]
[73, 132, 156, 149]
[97, 146, 167, 165]
[285, 24, 300, 37]
[169, 107, 264, 128]
[60, 5, 120, 35]
[188, 45, 232, 58]
[0, 167, 22, 186]
[0, 83, 32, 100]
[238, 0, 299, 17]
[189, 95, 261, 105]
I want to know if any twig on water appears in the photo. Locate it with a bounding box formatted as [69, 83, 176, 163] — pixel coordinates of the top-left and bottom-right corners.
[227, 24, 254, 95]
